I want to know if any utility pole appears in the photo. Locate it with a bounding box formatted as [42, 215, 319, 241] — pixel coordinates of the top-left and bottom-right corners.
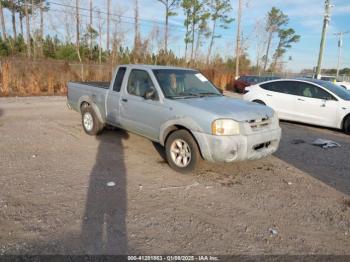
[32, 0, 36, 59]
[235, 0, 242, 79]
[334, 31, 349, 78]
[89, 0, 93, 57]
[24, 0, 31, 58]
[98, 10, 102, 64]
[315, 0, 333, 79]
[11, 0, 16, 41]
[134, 0, 140, 62]
[40, 0, 44, 39]
[106, 0, 111, 52]
[0, 1, 7, 40]
[76, 0, 82, 62]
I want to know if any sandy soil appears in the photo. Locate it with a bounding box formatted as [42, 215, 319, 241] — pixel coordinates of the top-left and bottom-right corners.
[0, 96, 349, 255]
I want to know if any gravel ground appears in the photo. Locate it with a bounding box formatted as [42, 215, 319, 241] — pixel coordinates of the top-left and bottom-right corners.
[276, 122, 350, 196]
[0, 96, 349, 255]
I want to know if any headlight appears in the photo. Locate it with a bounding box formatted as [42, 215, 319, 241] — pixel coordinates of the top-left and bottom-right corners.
[211, 119, 240, 135]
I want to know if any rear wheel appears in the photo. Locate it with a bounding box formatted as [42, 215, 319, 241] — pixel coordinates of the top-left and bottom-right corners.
[252, 99, 266, 105]
[343, 116, 350, 135]
[81, 104, 103, 135]
[165, 130, 200, 173]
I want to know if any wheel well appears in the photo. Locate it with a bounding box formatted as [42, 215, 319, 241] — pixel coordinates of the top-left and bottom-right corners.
[342, 114, 350, 129]
[252, 99, 266, 105]
[80, 101, 90, 111]
[164, 125, 188, 144]
[164, 125, 204, 159]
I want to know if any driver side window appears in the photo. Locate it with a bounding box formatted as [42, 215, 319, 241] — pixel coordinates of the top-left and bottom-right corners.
[127, 70, 156, 98]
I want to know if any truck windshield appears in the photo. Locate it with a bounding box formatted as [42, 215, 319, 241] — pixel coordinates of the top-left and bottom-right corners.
[153, 69, 222, 98]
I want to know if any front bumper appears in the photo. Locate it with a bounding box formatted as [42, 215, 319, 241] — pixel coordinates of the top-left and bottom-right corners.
[192, 127, 281, 162]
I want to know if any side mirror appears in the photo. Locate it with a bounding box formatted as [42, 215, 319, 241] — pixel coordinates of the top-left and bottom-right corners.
[144, 88, 156, 100]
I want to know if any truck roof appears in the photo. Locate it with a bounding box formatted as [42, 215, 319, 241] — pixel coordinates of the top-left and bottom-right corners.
[118, 64, 197, 71]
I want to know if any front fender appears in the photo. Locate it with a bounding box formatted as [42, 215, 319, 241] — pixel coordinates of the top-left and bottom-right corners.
[159, 117, 205, 146]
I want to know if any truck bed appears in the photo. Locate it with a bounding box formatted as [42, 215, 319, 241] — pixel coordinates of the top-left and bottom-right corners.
[70, 81, 110, 89]
[67, 81, 109, 122]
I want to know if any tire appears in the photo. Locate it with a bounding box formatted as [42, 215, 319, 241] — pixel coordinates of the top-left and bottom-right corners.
[165, 129, 201, 173]
[252, 99, 266, 105]
[343, 116, 350, 135]
[81, 105, 103, 136]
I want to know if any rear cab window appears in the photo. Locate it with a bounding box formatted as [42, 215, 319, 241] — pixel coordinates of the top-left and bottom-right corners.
[113, 67, 126, 92]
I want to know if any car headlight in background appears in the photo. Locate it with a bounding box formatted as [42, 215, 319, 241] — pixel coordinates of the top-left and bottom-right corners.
[212, 119, 240, 135]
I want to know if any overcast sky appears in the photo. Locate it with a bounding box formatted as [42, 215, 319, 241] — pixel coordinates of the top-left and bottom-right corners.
[4, 0, 350, 72]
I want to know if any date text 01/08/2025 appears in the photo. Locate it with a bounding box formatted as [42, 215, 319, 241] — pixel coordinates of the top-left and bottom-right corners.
[127, 255, 220, 261]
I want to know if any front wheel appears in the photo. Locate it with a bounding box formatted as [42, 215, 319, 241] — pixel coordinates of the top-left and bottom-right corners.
[344, 116, 350, 135]
[165, 130, 201, 173]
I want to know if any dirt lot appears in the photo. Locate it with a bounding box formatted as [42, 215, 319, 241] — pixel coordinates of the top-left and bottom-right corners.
[0, 96, 349, 255]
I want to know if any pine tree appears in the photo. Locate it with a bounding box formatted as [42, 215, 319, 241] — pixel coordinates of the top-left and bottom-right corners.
[206, 0, 233, 64]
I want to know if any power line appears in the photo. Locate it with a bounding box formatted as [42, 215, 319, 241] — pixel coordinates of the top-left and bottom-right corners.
[25, 1, 235, 41]
[46, 6, 193, 45]
[46, 1, 185, 30]
[48, 8, 157, 28]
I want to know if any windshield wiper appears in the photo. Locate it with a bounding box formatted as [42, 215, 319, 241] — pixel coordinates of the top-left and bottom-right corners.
[197, 92, 222, 96]
[169, 92, 221, 99]
[175, 92, 202, 99]
[167, 94, 198, 99]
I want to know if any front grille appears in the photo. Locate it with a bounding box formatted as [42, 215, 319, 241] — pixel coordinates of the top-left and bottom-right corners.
[247, 117, 271, 131]
[253, 141, 271, 151]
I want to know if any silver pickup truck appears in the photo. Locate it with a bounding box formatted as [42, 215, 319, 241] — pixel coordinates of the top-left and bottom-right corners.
[67, 64, 281, 173]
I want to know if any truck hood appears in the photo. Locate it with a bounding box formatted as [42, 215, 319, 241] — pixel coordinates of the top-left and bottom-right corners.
[175, 96, 274, 122]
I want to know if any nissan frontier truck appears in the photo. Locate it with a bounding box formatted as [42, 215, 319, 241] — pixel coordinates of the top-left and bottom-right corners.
[67, 64, 281, 173]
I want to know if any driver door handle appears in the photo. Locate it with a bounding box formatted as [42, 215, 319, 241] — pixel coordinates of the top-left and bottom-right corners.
[266, 94, 273, 97]
[297, 98, 305, 101]
[122, 98, 128, 102]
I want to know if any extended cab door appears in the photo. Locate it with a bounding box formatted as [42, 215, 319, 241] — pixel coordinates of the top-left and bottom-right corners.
[106, 66, 126, 125]
[119, 69, 169, 141]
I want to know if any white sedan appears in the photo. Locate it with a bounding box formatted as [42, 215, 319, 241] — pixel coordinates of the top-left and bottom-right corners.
[243, 79, 350, 134]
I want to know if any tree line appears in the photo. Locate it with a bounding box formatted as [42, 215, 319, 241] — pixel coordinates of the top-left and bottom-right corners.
[0, 0, 300, 75]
